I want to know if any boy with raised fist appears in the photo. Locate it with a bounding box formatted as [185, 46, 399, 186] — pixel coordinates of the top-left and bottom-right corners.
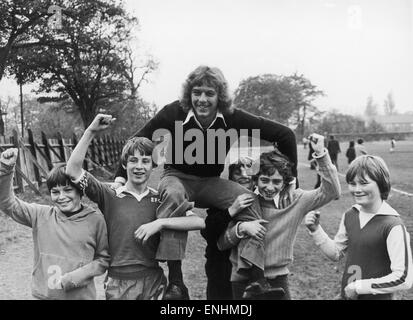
[0, 148, 109, 300]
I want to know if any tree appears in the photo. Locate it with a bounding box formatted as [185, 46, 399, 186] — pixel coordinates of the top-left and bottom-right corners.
[366, 119, 386, 133]
[0, 0, 58, 81]
[234, 74, 296, 124]
[289, 73, 324, 137]
[383, 92, 396, 115]
[7, 0, 155, 128]
[316, 111, 365, 134]
[364, 95, 378, 118]
[120, 42, 159, 99]
[233, 73, 323, 137]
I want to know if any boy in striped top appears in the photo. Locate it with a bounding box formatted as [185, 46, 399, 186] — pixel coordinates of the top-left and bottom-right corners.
[305, 155, 413, 299]
[219, 133, 341, 299]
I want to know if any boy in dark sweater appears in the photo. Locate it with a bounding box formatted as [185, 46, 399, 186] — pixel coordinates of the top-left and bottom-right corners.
[306, 155, 412, 299]
[66, 114, 205, 300]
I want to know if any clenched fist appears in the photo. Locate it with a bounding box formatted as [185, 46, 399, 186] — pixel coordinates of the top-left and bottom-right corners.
[305, 210, 321, 232]
[0, 148, 19, 167]
[308, 133, 325, 155]
[86, 114, 116, 133]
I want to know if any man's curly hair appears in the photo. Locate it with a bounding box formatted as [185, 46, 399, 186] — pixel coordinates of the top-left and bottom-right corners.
[254, 148, 294, 186]
[180, 65, 233, 115]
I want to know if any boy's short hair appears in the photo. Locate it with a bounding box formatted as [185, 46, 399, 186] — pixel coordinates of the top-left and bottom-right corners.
[121, 137, 155, 167]
[345, 155, 391, 200]
[46, 164, 82, 195]
[253, 149, 293, 184]
[357, 138, 364, 144]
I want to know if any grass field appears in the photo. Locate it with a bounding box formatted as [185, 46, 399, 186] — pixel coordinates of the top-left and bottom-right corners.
[1, 139, 412, 300]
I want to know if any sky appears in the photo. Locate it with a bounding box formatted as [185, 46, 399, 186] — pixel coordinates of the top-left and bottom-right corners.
[1, 0, 412, 116]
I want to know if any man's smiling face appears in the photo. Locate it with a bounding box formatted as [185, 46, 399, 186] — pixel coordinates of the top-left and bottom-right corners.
[191, 84, 219, 126]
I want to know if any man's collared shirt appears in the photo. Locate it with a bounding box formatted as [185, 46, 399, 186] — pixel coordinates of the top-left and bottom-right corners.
[183, 109, 227, 130]
[115, 185, 158, 202]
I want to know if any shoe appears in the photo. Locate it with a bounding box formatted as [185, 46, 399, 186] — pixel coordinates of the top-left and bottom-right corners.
[163, 282, 190, 300]
[242, 279, 285, 300]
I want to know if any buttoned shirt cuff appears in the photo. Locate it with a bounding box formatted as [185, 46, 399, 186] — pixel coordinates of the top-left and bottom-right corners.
[309, 226, 330, 246]
[114, 177, 126, 185]
[70, 169, 88, 193]
[312, 148, 328, 159]
[235, 221, 247, 239]
[353, 280, 373, 295]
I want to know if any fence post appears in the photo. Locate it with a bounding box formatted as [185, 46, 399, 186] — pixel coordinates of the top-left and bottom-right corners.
[41, 131, 53, 170]
[12, 130, 24, 193]
[104, 134, 112, 166]
[57, 132, 66, 163]
[27, 129, 42, 187]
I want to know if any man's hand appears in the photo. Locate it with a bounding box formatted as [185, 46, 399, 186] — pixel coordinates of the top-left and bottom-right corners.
[228, 194, 255, 217]
[239, 219, 268, 241]
[0, 148, 18, 167]
[344, 282, 358, 300]
[309, 133, 324, 155]
[305, 210, 321, 232]
[134, 220, 164, 244]
[86, 114, 116, 133]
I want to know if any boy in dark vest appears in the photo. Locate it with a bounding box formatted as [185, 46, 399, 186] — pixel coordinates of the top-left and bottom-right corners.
[306, 155, 413, 299]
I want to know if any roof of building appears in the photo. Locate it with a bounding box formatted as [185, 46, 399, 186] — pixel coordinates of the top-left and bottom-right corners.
[371, 114, 413, 124]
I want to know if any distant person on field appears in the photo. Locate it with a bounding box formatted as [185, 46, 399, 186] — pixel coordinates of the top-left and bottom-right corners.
[355, 138, 368, 157]
[305, 155, 413, 300]
[390, 138, 396, 153]
[302, 137, 309, 149]
[327, 135, 341, 170]
[0, 149, 110, 300]
[345, 141, 356, 164]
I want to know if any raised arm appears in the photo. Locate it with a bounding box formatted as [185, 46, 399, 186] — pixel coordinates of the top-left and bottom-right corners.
[0, 148, 45, 227]
[300, 134, 341, 213]
[66, 114, 115, 181]
[66, 114, 117, 210]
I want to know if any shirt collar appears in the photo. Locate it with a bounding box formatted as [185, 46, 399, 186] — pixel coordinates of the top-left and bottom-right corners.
[115, 185, 158, 202]
[352, 201, 399, 217]
[183, 109, 227, 129]
[254, 188, 280, 209]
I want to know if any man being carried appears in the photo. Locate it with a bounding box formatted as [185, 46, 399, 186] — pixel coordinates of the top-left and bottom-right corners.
[114, 65, 298, 299]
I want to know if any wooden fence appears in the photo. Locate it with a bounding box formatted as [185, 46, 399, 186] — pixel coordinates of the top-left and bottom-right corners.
[0, 129, 126, 194]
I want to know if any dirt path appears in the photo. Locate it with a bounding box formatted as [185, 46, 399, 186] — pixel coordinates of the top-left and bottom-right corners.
[0, 221, 206, 300]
